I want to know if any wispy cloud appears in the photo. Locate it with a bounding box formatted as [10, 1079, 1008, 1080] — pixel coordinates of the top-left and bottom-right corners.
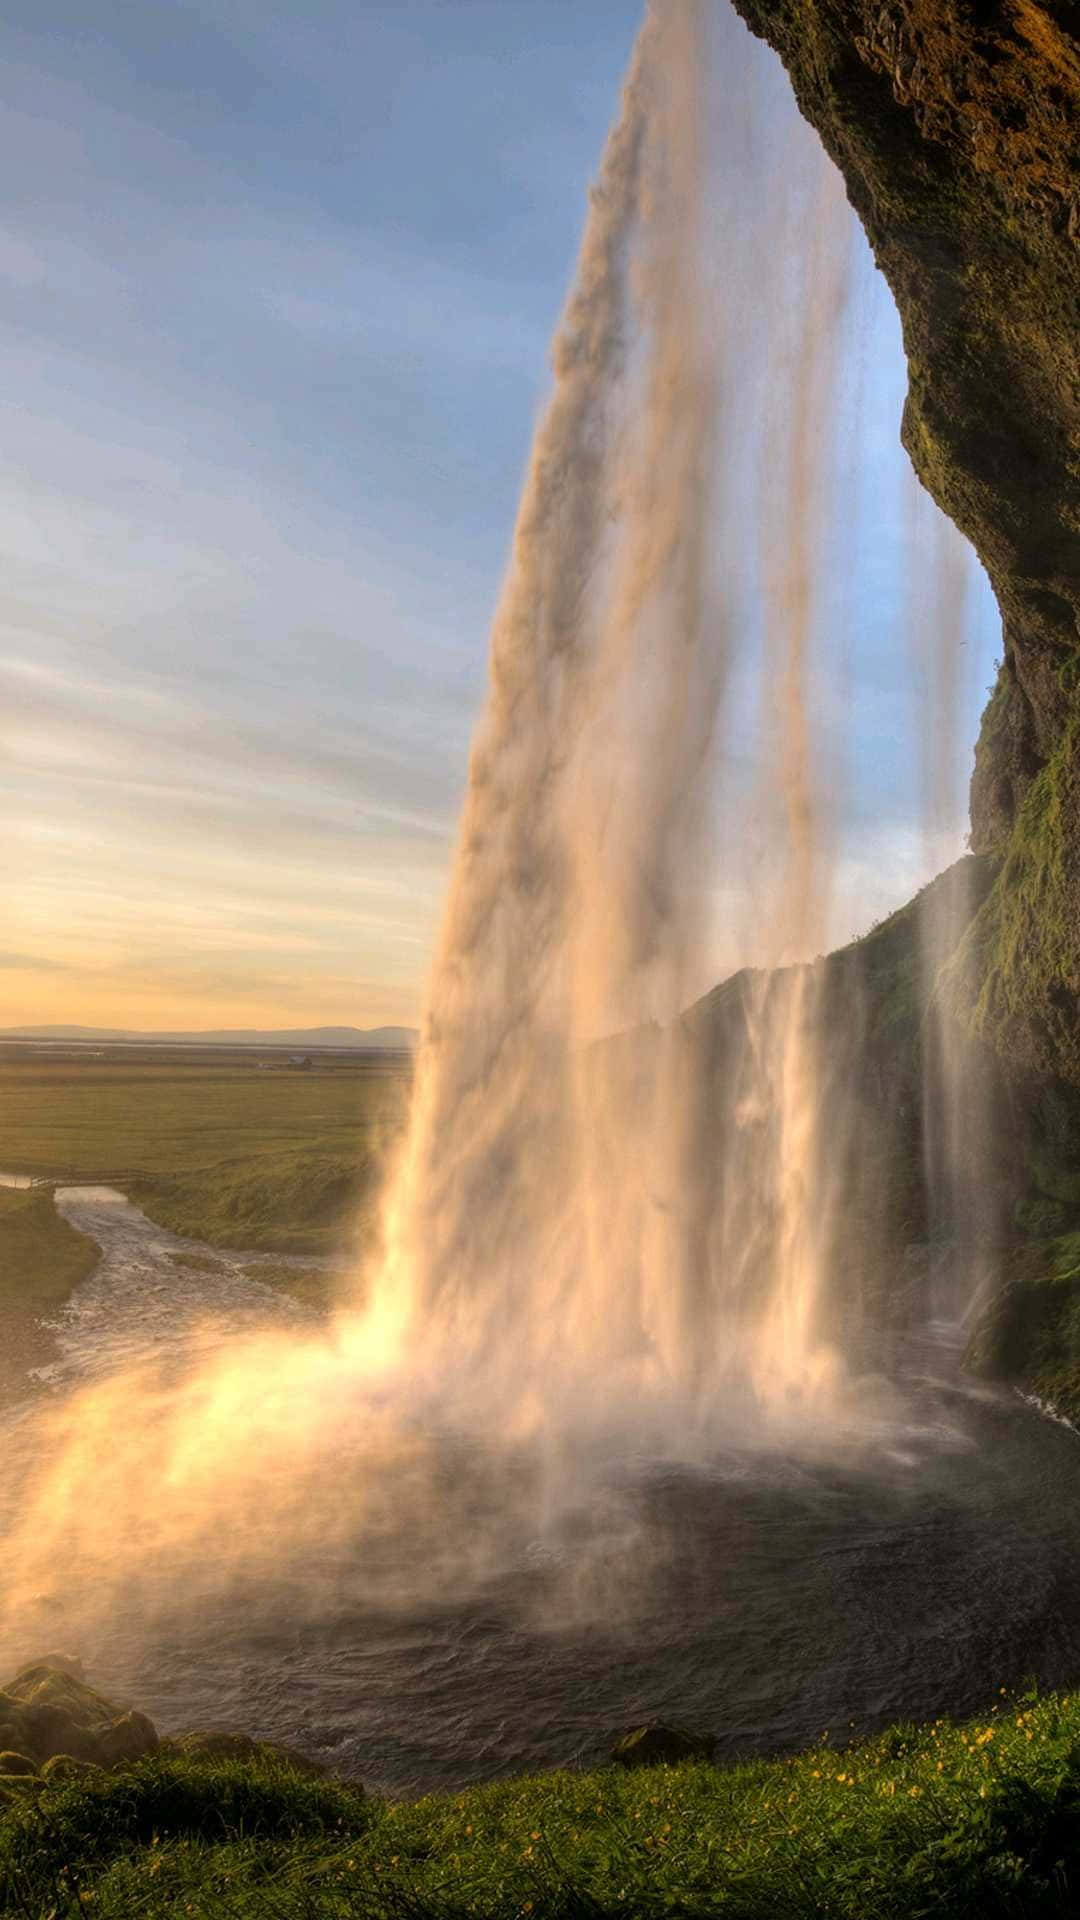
[0, 952, 70, 972]
[0, 0, 1000, 1029]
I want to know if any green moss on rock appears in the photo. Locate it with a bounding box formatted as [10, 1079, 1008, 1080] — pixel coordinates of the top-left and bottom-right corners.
[950, 718, 1080, 1078]
[0, 1662, 158, 1773]
[610, 1724, 717, 1769]
[967, 1233, 1080, 1420]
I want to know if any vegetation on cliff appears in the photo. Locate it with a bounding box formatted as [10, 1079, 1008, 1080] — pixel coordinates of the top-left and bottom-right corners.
[966, 1232, 1080, 1423]
[962, 715, 1080, 1077]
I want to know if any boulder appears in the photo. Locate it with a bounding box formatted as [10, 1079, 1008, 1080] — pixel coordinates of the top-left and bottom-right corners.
[19, 1652, 85, 1681]
[0, 1661, 158, 1770]
[171, 1729, 328, 1777]
[610, 1723, 717, 1769]
[94, 1710, 160, 1768]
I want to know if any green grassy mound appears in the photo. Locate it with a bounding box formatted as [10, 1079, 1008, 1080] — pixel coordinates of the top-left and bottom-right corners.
[0, 1185, 99, 1394]
[0, 1187, 98, 1320]
[4, 1691, 1080, 1917]
[129, 1156, 373, 1257]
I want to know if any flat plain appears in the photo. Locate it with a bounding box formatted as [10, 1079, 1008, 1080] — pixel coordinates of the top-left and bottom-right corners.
[0, 1054, 408, 1255]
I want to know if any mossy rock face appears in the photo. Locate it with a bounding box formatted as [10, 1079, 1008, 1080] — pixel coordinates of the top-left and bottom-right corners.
[731, 0, 1080, 1084]
[1015, 1194, 1071, 1239]
[966, 1235, 1080, 1420]
[0, 1662, 158, 1771]
[950, 720, 1080, 1081]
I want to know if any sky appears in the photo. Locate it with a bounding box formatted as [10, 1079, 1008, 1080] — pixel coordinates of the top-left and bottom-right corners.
[0, 0, 1001, 1033]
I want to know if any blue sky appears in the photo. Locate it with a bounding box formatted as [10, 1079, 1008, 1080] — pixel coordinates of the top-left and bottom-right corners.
[0, 0, 999, 1029]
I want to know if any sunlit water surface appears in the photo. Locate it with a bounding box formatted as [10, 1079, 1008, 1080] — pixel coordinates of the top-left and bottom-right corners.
[4, 1188, 1080, 1796]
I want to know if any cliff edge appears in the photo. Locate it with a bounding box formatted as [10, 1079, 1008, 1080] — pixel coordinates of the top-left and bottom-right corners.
[733, 0, 1080, 1080]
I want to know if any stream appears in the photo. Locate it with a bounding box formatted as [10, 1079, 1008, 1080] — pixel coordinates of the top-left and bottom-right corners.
[4, 1185, 1080, 1796]
[37, 1184, 311, 1385]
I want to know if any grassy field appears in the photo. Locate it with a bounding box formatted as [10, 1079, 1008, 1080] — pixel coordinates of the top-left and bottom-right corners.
[0, 1060, 407, 1255]
[3, 1688, 1080, 1917]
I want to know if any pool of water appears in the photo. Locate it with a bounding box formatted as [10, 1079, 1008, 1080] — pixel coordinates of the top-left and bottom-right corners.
[3, 1187, 1079, 1797]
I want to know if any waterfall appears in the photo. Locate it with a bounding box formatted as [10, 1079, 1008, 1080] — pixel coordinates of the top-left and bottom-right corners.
[363, 0, 857, 1435]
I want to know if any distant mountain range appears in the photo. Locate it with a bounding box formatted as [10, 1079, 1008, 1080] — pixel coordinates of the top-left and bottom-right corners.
[0, 1024, 417, 1049]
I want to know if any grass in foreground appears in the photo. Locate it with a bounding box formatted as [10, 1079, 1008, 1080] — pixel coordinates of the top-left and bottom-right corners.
[0, 1063, 406, 1254]
[4, 1691, 1080, 1917]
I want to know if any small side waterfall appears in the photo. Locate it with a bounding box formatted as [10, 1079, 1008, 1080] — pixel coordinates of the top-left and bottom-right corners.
[910, 497, 1001, 1325]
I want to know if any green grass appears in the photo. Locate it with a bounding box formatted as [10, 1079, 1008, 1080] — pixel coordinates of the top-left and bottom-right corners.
[0, 1063, 407, 1255]
[0, 1185, 99, 1397]
[961, 716, 1080, 1079]
[0, 1186, 98, 1319]
[5, 1691, 1080, 1917]
[129, 1158, 376, 1257]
